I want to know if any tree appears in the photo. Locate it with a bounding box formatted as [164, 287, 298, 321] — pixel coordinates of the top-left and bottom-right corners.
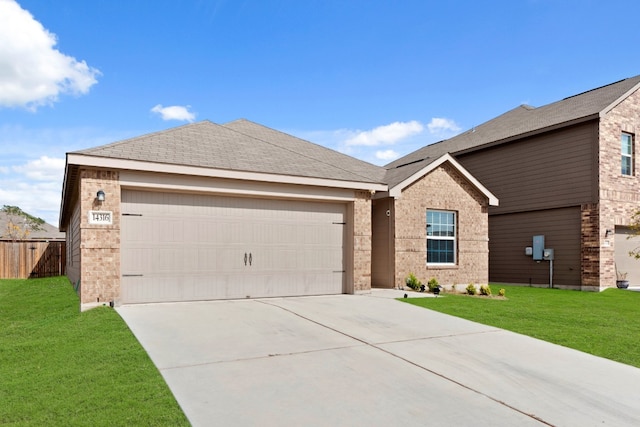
[1, 205, 45, 241]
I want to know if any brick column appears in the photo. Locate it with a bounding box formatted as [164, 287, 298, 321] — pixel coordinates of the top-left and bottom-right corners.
[353, 190, 372, 292]
[580, 203, 600, 290]
[79, 169, 120, 305]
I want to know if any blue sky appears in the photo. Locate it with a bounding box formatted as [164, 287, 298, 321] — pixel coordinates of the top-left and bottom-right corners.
[2, 0, 640, 226]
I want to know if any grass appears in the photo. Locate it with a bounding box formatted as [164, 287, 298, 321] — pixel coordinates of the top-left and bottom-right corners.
[402, 285, 640, 368]
[0, 276, 190, 426]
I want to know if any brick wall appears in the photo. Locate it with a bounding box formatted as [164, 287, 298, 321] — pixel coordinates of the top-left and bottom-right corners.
[393, 163, 490, 288]
[79, 168, 121, 305]
[353, 190, 372, 292]
[580, 203, 601, 290]
[599, 87, 640, 289]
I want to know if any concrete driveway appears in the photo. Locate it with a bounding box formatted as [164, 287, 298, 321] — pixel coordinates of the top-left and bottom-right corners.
[117, 290, 640, 426]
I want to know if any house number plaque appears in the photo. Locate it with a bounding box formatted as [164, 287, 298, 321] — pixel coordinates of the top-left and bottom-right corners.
[88, 210, 113, 225]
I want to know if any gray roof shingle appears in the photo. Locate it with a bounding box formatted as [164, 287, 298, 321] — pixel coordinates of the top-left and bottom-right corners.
[74, 119, 386, 184]
[385, 75, 640, 186]
[0, 211, 64, 241]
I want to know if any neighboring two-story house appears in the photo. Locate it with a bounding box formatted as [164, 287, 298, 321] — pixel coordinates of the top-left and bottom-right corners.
[388, 75, 640, 290]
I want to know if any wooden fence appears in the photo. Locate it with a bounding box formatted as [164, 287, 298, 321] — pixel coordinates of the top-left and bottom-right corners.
[0, 241, 66, 279]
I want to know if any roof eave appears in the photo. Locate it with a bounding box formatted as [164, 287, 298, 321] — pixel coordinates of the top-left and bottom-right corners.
[59, 155, 77, 231]
[454, 113, 601, 157]
[65, 153, 387, 193]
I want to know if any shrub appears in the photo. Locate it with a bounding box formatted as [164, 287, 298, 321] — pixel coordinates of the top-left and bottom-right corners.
[466, 283, 477, 295]
[427, 277, 439, 292]
[498, 288, 506, 297]
[405, 273, 421, 291]
[480, 284, 492, 296]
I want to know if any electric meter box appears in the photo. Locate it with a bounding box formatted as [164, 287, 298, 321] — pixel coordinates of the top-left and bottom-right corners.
[533, 235, 545, 261]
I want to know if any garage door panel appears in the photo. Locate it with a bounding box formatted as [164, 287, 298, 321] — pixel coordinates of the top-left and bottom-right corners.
[121, 190, 345, 304]
[615, 227, 640, 286]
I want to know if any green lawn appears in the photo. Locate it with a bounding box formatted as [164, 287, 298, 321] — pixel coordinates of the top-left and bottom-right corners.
[402, 285, 640, 368]
[0, 277, 189, 426]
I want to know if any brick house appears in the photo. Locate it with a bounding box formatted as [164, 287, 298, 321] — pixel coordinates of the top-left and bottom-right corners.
[389, 75, 640, 290]
[372, 154, 498, 289]
[59, 120, 496, 309]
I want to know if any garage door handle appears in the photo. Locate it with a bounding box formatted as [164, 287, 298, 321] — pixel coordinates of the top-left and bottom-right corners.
[249, 253, 252, 266]
[244, 253, 248, 266]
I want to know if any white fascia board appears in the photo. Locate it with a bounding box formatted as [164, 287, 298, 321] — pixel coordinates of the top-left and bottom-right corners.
[388, 153, 499, 206]
[119, 170, 360, 202]
[66, 154, 387, 193]
[600, 81, 640, 117]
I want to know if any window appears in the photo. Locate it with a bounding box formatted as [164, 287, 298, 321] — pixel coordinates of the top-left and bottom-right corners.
[622, 132, 633, 176]
[426, 210, 456, 264]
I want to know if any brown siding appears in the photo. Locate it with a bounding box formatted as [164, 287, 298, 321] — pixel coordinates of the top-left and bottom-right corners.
[458, 121, 598, 215]
[371, 198, 394, 288]
[489, 207, 581, 287]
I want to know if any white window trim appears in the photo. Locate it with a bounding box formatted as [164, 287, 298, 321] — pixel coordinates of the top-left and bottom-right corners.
[622, 132, 634, 176]
[426, 209, 457, 266]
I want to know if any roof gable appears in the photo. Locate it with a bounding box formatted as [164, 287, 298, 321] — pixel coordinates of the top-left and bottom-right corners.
[385, 153, 498, 206]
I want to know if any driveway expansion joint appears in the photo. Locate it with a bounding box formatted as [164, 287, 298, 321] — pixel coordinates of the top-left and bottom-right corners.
[258, 299, 556, 427]
[159, 343, 365, 371]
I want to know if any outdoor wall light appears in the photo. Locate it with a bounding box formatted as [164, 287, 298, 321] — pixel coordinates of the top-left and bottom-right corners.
[605, 229, 613, 237]
[96, 190, 106, 202]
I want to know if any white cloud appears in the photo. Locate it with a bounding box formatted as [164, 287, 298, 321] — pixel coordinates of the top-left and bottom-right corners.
[151, 104, 196, 122]
[0, 0, 100, 109]
[375, 149, 399, 161]
[12, 156, 65, 181]
[345, 121, 424, 146]
[427, 117, 461, 134]
[0, 156, 65, 226]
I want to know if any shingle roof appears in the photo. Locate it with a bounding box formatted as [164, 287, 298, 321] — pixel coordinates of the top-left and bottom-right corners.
[222, 119, 386, 182]
[0, 211, 64, 241]
[385, 74, 640, 186]
[74, 119, 386, 184]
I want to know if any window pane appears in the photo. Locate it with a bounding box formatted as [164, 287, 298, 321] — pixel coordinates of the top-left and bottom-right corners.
[622, 156, 632, 175]
[622, 133, 633, 176]
[427, 239, 454, 263]
[622, 133, 633, 155]
[426, 209, 456, 264]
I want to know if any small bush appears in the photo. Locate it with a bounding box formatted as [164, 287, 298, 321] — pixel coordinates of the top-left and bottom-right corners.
[480, 284, 492, 296]
[405, 273, 421, 291]
[427, 277, 439, 292]
[498, 288, 506, 297]
[466, 283, 477, 295]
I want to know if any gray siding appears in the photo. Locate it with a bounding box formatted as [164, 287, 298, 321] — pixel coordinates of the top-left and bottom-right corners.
[457, 121, 599, 215]
[66, 202, 81, 289]
[489, 207, 581, 286]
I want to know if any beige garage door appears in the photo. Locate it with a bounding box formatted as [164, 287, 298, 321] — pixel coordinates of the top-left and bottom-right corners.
[121, 190, 346, 303]
[615, 226, 640, 286]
